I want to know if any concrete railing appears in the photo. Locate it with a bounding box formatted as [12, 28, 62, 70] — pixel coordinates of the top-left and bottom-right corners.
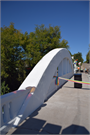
[0, 88, 32, 134]
[0, 73, 73, 135]
[0, 48, 74, 134]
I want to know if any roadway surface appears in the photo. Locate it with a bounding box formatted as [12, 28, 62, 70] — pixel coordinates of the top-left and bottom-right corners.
[7, 73, 90, 134]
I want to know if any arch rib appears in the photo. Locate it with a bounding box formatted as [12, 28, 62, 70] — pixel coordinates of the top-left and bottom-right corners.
[14, 48, 74, 126]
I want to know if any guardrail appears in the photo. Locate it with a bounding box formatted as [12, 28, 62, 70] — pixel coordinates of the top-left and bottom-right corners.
[0, 48, 74, 134]
[0, 88, 32, 134]
[0, 73, 73, 135]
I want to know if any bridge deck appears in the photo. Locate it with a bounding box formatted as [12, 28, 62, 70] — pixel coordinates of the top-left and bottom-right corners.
[7, 73, 90, 134]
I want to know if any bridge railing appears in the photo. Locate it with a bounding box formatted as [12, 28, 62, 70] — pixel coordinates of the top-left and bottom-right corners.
[0, 73, 73, 135]
[0, 88, 31, 134]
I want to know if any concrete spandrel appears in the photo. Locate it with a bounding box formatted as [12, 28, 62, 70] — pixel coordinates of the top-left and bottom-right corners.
[6, 73, 90, 134]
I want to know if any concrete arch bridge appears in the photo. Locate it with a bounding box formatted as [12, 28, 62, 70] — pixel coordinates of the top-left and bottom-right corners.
[0, 48, 74, 134]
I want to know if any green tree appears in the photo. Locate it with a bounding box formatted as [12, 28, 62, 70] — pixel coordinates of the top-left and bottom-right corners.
[86, 51, 90, 63]
[60, 39, 69, 49]
[1, 22, 26, 91]
[73, 52, 84, 65]
[25, 24, 69, 69]
[1, 81, 10, 95]
[1, 23, 70, 94]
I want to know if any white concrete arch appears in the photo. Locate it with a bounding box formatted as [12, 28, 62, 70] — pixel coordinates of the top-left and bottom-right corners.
[14, 48, 74, 126]
[44, 54, 74, 99]
[18, 48, 73, 91]
[0, 48, 74, 133]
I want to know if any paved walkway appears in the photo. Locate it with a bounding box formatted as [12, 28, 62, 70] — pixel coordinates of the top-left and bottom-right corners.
[7, 73, 90, 134]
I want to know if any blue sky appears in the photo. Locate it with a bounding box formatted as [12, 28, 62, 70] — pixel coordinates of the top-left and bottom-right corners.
[1, 1, 89, 62]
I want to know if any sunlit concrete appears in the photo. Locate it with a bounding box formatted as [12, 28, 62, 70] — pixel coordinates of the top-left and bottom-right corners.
[0, 48, 74, 134]
[7, 73, 90, 134]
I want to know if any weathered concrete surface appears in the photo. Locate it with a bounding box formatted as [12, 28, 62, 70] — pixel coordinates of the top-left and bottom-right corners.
[6, 73, 90, 134]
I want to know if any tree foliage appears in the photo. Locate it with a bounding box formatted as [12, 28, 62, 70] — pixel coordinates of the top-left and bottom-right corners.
[25, 24, 69, 68]
[1, 23, 70, 95]
[73, 52, 84, 65]
[1, 22, 26, 93]
[1, 81, 10, 95]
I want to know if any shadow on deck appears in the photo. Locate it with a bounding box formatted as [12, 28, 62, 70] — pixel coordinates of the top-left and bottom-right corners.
[11, 103, 89, 134]
[12, 114, 89, 134]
